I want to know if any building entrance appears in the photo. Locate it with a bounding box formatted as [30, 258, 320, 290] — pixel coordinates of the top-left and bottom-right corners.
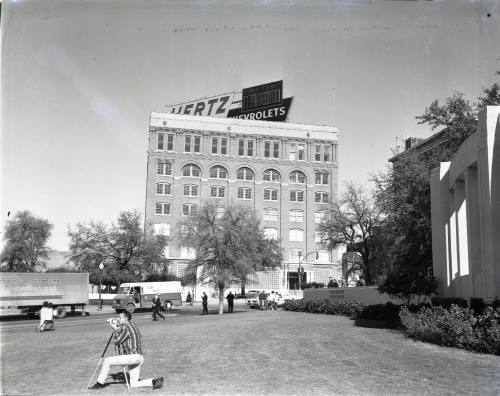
[287, 272, 307, 290]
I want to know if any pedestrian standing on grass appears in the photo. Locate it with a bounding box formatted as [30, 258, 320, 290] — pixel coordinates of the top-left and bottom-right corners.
[152, 294, 165, 321]
[202, 292, 208, 315]
[38, 301, 55, 332]
[89, 311, 163, 390]
[226, 291, 234, 313]
[259, 290, 266, 310]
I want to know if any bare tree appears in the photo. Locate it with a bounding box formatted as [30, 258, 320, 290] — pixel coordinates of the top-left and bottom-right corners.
[318, 183, 385, 285]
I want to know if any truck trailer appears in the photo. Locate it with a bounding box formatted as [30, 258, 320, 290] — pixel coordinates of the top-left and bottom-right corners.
[0, 272, 89, 318]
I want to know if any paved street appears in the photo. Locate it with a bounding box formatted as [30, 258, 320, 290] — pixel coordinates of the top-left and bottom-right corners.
[1, 306, 500, 395]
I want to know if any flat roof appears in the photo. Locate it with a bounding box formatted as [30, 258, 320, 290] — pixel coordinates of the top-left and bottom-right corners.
[150, 112, 338, 142]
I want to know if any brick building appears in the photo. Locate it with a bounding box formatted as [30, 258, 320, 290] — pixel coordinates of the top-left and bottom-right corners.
[145, 112, 341, 291]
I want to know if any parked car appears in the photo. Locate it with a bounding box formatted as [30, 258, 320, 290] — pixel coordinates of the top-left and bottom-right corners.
[246, 292, 260, 308]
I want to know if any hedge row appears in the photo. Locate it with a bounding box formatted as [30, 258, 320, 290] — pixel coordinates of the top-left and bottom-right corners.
[400, 305, 500, 355]
[282, 299, 365, 317]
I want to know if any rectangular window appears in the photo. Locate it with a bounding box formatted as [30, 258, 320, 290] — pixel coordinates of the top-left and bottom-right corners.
[264, 189, 278, 201]
[194, 136, 201, 153]
[324, 145, 330, 162]
[273, 142, 280, 158]
[238, 139, 245, 156]
[289, 210, 304, 222]
[157, 162, 172, 176]
[210, 186, 225, 198]
[289, 249, 304, 263]
[180, 247, 196, 259]
[157, 133, 164, 150]
[264, 208, 278, 221]
[238, 187, 252, 200]
[155, 203, 170, 215]
[212, 137, 218, 154]
[315, 145, 322, 161]
[183, 185, 198, 196]
[315, 192, 329, 203]
[298, 144, 305, 160]
[154, 223, 171, 236]
[247, 140, 254, 156]
[156, 183, 171, 195]
[290, 191, 304, 202]
[289, 229, 304, 242]
[315, 173, 329, 185]
[185, 136, 191, 152]
[166, 134, 174, 151]
[315, 231, 322, 243]
[264, 141, 271, 158]
[289, 143, 296, 160]
[220, 138, 228, 155]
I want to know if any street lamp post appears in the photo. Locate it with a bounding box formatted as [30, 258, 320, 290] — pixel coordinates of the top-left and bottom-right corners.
[98, 262, 104, 311]
[297, 251, 319, 290]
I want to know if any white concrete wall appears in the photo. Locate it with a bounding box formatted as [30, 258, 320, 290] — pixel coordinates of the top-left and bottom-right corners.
[430, 106, 500, 299]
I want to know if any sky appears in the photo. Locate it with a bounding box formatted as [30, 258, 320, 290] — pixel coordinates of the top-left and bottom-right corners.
[1, 0, 499, 252]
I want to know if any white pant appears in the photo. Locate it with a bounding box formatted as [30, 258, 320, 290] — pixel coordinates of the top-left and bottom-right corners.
[97, 354, 153, 388]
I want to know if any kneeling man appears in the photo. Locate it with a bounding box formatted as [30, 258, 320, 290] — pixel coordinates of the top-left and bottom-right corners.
[90, 311, 163, 390]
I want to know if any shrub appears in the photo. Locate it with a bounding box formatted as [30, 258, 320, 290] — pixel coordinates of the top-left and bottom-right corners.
[430, 296, 468, 309]
[282, 299, 365, 317]
[400, 304, 500, 355]
[357, 302, 403, 324]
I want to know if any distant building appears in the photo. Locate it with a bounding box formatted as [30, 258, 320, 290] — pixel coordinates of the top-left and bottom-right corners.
[145, 113, 341, 290]
[388, 130, 449, 167]
[431, 106, 500, 299]
[342, 252, 362, 286]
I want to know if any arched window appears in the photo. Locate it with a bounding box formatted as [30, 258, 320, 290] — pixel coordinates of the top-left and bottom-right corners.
[289, 209, 304, 222]
[182, 164, 201, 177]
[236, 167, 254, 181]
[289, 228, 304, 242]
[263, 227, 278, 240]
[209, 166, 228, 179]
[263, 208, 278, 221]
[155, 203, 171, 215]
[289, 170, 306, 184]
[182, 203, 198, 216]
[263, 169, 281, 182]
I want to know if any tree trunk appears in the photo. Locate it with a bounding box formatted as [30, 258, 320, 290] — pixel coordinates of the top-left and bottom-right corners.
[218, 286, 224, 315]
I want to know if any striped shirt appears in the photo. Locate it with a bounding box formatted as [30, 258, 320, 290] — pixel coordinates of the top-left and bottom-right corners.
[114, 321, 142, 355]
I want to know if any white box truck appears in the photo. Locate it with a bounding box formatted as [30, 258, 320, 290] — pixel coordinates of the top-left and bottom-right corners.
[0, 272, 89, 318]
[112, 281, 182, 313]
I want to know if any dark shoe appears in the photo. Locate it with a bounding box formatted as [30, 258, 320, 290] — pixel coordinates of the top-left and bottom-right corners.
[89, 382, 105, 390]
[152, 377, 164, 389]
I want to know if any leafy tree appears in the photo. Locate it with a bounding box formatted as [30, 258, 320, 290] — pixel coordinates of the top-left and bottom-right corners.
[374, 78, 499, 294]
[177, 203, 282, 314]
[0, 211, 53, 272]
[318, 183, 385, 285]
[378, 271, 438, 305]
[67, 210, 168, 286]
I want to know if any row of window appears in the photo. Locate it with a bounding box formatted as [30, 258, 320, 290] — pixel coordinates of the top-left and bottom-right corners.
[158, 164, 330, 185]
[156, 203, 327, 224]
[154, 243, 330, 262]
[157, 133, 334, 162]
[156, 185, 329, 202]
[153, 223, 326, 244]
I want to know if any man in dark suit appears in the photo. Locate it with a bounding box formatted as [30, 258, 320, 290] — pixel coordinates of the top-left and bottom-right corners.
[202, 292, 208, 315]
[226, 292, 234, 313]
[152, 295, 165, 321]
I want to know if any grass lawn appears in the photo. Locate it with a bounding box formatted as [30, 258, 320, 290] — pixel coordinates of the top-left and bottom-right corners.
[1, 308, 500, 395]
